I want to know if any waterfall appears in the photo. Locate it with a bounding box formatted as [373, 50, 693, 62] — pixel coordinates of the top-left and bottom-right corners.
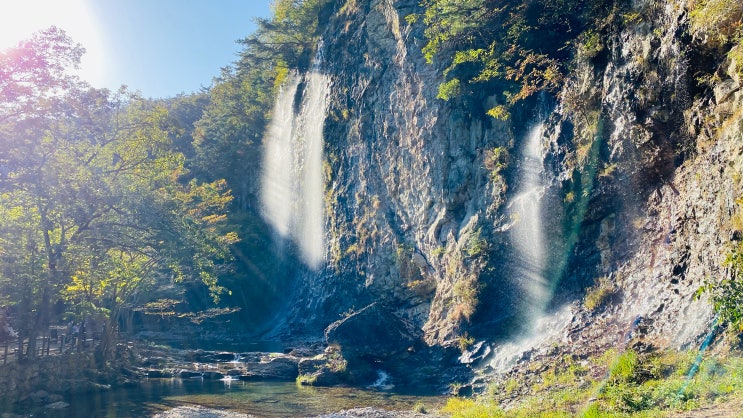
[508, 121, 549, 313]
[261, 64, 330, 270]
[262, 76, 301, 239]
[295, 71, 329, 268]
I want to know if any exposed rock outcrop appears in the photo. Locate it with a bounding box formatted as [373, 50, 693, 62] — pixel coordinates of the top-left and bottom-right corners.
[270, 0, 742, 385]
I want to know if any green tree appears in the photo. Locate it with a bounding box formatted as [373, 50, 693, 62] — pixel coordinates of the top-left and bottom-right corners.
[238, 0, 332, 72]
[418, 0, 618, 116]
[0, 28, 236, 360]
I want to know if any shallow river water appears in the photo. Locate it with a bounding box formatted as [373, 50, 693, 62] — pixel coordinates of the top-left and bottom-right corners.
[19, 378, 446, 417]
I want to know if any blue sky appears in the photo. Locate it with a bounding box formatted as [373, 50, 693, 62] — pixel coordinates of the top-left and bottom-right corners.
[0, 0, 273, 98]
[89, 1, 274, 97]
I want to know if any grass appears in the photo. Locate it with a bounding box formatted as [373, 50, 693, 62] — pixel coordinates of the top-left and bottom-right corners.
[438, 347, 743, 417]
[441, 397, 505, 417]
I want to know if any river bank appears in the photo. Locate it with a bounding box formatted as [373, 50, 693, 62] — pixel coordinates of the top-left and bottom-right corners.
[0, 341, 449, 416]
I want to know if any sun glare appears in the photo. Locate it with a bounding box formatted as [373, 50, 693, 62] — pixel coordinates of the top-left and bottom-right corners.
[0, 0, 105, 87]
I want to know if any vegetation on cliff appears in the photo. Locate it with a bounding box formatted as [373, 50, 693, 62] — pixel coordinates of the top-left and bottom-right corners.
[414, 0, 621, 119]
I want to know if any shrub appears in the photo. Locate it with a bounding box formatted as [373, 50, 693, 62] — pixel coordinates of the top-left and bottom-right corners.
[583, 276, 617, 311]
[296, 374, 318, 386]
[457, 333, 476, 352]
[609, 350, 638, 383]
[483, 147, 509, 174]
[486, 105, 510, 121]
[412, 402, 427, 413]
[689, 0, 743, 46]
[432, 246, 447, 257]
[438, 78, 462, 100]
[464, 228, 488, 257]
[453, 279, 480, 320]
[579, 30, 604, 59]
[730, 43, 743, 79]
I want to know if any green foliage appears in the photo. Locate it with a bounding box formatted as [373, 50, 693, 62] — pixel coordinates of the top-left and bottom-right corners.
[0, 28, 236, 359]
[0, 27, 84, 118]
[583, 276, 617, 311]
[449, 348, 743, 417]
[441, 397, 505, 418]
[564, 191, 576, 203]
[609, 350, 638, 383]
[420, 0, 488, 65]
[730, 41, 743, 79]
[698, 199, 743, 332]
[486, 105, 510, 121]
[579, 30, 605, 59]
[419, 0, 617, 112]
[405, 14, 420, 25]
[464, 228, 488, 257]
[452, 279, 480, 321]
[239, 0, 332, 72]
[296, 373, 318, 386]
[412, 402, 427, 413]
[689, 0, 743, 47]
[483, 147, 509, 175]
[706, 244, 743, 331]
[457, 332, 475, 352]
[437, 77, 462, 100]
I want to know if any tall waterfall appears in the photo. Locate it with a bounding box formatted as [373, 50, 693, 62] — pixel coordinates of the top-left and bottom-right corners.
[261, 70, 330, 270]
[488, 117, 564, 372]
[508, 121, 549, 314]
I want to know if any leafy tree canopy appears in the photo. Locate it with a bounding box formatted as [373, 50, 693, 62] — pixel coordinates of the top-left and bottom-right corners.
[0, 27, 236, 360]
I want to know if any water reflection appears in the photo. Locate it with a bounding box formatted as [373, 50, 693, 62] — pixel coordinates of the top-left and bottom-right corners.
[20, 379, 444, 417]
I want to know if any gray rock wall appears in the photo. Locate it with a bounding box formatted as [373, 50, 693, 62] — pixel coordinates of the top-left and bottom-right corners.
[0, 353, 101, 408]
[282, 0, 510, 348]
[278, 0, 743, 368]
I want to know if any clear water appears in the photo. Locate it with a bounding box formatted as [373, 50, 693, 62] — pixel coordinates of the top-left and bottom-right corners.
[17, 379, 445, 417]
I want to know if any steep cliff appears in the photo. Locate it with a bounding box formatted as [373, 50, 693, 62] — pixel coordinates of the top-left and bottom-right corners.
[267, 0, 743, 386]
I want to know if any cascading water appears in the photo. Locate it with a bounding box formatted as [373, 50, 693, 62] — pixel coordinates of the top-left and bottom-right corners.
[262, 76, 301, 239]
[508, 121, 549, 314]
[261, 49, 330, 270]
[294, 71, 329, 268]
[487, 112, 574, 372]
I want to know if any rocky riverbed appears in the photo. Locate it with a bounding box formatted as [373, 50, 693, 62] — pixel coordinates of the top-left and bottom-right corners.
[152, 406, 439, 418]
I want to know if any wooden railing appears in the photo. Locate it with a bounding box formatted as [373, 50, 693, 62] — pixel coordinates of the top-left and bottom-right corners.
[1, 329, 98, 365]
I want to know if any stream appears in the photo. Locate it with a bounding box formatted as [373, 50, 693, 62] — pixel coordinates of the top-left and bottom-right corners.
[14, 378, 445, 417]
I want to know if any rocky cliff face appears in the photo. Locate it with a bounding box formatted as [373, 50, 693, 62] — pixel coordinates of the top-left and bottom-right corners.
[272, 0, 743, 385]
[281, 0, 512, 344]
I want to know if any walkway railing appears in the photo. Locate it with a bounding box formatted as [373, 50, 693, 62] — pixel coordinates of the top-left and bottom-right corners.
[1, 328, 99, 365]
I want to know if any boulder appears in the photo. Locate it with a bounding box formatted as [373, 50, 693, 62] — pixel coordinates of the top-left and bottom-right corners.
[298, 358, 327, 375]
[458, 341, 492, 365]
[324, 303, 417, 360]
[241, 356, 299, 380]
[178, 370, 203, 379]
[209, 352, 238, 362]
[45, 401, 70, 410]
